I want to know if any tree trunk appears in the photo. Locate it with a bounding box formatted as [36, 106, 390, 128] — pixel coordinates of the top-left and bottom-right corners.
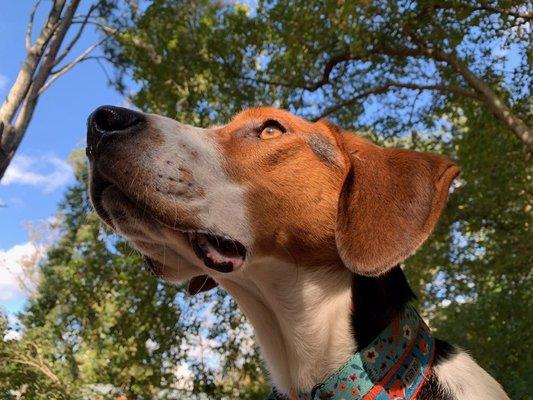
[376, 47, 533, 151]
[445, 54, 533, 152]
[0, 123, 18, 179]
[0, 0, 102, 181]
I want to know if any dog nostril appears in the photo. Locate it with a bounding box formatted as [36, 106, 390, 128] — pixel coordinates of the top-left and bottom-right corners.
[89, 105, 144, 134]
[86, 106, 145, 156]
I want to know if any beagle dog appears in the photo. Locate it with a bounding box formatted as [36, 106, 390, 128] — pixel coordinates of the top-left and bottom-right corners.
[86, 106, 509, 400]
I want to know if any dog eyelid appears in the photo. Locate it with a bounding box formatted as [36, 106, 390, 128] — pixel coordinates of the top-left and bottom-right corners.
[257, 119, 287, 134]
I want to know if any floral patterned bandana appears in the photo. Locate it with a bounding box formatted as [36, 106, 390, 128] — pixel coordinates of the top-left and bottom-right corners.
[267, 305, 435, 400]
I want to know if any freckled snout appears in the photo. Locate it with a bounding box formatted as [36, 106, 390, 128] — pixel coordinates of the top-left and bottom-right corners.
[86, 105, 252, 277]
[86, 105, 145, 158]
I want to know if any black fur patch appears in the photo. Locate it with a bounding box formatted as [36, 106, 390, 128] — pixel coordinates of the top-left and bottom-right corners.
[351, 267, 459, 399]
[351, 266, 415, 349]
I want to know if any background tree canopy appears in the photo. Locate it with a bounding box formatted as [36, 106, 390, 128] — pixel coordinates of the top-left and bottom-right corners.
[1, 1, 531, 399]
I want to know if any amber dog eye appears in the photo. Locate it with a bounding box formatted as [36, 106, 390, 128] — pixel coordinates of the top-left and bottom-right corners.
[258, 120, 286, 140]
[260, 126, 283, 140]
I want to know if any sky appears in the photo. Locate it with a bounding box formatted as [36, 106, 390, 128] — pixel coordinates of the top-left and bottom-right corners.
[0, 2, 123, 321]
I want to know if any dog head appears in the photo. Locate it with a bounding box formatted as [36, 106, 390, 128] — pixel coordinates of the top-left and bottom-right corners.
[87, 106, 458, 289]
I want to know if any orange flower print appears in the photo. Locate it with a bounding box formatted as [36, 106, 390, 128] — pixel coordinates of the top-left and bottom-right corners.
[351, 386, 359, 396]
[339, 383, 347, 392]
[389, 379, 405, 398]
[420, 339, 428, 354]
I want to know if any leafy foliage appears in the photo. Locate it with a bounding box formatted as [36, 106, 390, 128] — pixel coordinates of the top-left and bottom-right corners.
[103, 0, 530, 140]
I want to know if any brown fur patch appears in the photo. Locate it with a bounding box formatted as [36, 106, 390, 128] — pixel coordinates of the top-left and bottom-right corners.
[214, 107, 458, 272]
[215, 107, 346, 267]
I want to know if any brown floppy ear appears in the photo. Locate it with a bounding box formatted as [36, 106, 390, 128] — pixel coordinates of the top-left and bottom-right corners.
[336, 133, 460, 276]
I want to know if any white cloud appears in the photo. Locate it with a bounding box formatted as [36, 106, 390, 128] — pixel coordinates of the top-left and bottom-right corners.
[2, 314, 22, 341]
[0, 74, 7, 92]
[1, 153, 74, 193]
[3, 329, 22, 341]
[0, 242, 46, 301]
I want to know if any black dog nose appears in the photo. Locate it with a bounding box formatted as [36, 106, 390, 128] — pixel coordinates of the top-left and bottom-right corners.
[87, 105, 145, 156]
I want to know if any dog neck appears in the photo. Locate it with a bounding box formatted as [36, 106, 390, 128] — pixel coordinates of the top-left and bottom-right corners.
[219, 260, 413, 395]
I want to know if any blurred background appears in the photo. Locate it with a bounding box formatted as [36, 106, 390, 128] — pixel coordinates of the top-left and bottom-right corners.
[0, 1, 531, 399]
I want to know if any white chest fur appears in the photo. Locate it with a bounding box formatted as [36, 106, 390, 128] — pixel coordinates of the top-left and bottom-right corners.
[219, 259, 356, 393]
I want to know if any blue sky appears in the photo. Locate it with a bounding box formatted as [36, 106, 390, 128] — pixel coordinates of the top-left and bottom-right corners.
[0, 2, 123, 319]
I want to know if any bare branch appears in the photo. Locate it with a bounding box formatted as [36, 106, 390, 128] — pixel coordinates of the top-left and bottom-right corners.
[39, 38, 106, 95]
[0, 0, 66, 126]
[54, 3, 99, 66]
[12, 0, 81, 135]
[435, 3, 533, 21]
[313, 81, 480, 121]
[0, 0, 113, 180]
[26, 0, 43, 50]
[9, 357, 62, 384]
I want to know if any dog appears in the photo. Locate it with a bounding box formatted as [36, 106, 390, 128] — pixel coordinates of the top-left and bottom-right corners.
[86, 105, 509, 400]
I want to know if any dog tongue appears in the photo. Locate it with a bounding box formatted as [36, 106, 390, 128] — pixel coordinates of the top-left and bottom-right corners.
[196, 234, 245, 272]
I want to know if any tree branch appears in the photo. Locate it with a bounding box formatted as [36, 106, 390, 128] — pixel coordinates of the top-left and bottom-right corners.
[25, 0, 43, 51]
[9, 356, 62, 385]
[307, 45, 532, 150]
[444, 53, 533, 152]
[0, 0, 111, 181]
[305, 53, 353, 91]
[40, 39, 106, 95]
[313, 81, 481, 121]
[53, 3, 99, 67]
[12, 0, 81, 135]
[435, 3, 533, 21]
[312, 85, 394, 121]
[0, 0, 66, 126]
[73, 20, 163, 65]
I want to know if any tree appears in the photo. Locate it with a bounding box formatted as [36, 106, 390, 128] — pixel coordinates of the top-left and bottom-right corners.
[103, 0, 531, 149]
[101, 1, 531, 398]
[0, 0, 112, 180]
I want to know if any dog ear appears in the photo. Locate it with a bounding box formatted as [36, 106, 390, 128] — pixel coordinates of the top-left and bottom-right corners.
[336, 133, 459, 276]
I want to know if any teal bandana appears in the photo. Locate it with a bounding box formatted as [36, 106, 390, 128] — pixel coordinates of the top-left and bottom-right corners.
[267, 305, 434, 400]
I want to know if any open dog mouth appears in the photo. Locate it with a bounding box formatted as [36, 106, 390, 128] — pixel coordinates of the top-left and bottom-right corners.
[188, 232, 246, 273]
[89, 171, 247, 274]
